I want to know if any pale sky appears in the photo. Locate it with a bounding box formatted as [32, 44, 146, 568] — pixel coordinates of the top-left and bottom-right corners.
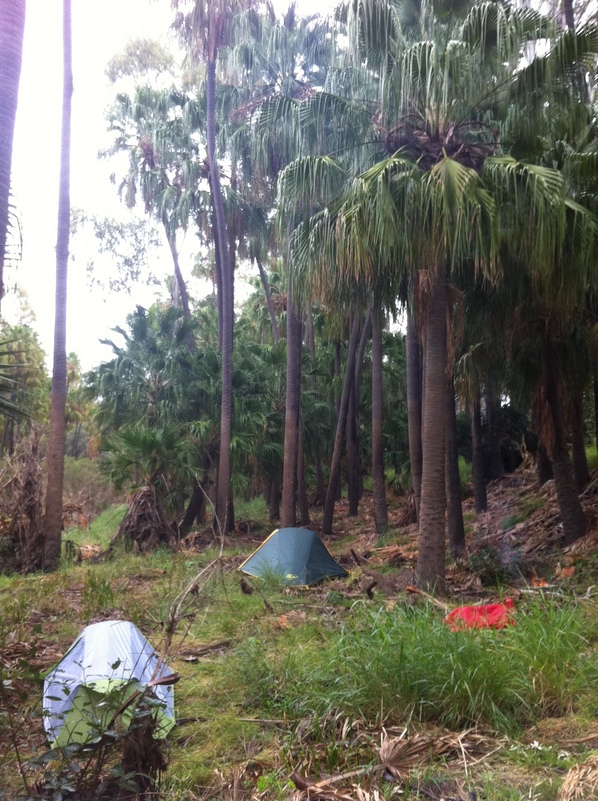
[10, 0, 178, 370]
[9, 0, 334, 372]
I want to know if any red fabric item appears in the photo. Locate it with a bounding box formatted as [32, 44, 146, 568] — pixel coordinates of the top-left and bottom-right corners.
[443, 598, 515, 631]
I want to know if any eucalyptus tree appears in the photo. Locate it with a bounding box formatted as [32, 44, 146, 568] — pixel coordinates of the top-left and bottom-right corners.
[0, 0, 26, 305]
[44, 0, 73, 572]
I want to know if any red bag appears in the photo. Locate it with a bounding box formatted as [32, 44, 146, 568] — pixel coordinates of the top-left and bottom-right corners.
[443, 598, 515, 631]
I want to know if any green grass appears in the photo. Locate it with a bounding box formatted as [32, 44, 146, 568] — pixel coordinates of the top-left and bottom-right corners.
[64, 503, 127, 548]
[586, 444, 598, 470]
[3, 527, 598, 801]
[228, 599, 598, 736]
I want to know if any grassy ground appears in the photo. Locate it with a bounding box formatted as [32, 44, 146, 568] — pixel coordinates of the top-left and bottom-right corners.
[3, 489, 598, 801]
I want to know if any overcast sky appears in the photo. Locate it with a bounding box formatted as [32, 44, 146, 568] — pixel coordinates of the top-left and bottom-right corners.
[9, 0, 179, 370]
[10, 0, 334, 371]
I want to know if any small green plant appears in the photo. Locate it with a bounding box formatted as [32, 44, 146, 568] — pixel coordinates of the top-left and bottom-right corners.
[468, 546, 514, 585]
[67, 504, 127, 549]
[81, 570, 115, 620]
[256, 770, 294, 800]
[458, 456, 472, 494]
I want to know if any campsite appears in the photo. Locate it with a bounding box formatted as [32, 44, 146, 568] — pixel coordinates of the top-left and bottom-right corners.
[3, 0, 598, 799]
[4, 470, 598, 801]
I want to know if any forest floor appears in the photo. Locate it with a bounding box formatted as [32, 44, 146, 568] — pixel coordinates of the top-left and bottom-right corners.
[4, 465, 598, 800]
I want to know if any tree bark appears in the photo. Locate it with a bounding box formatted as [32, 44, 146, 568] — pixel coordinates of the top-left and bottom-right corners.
[353, 311, 372, 504]
[406, 310, 423, 520]
[256, 257, 280, 344]
[306, 309, 326, 506]
[280, 279, 302, 527]
[445, 376, 465, 559]
[268, 472, 280, 522]
[347, 372, 359, 516]
[0, 0, 26, 307]
[44, 0, 72, 571]
[179, 481, 205, 536]
[322, 313, 360, 535]
[417, 268, 447, 593]
[206, 57, 234, 533]
[371, 308, 388, 535]
[542, 333, 588, 545]
[166, 230, 195, 354]
[297, 419, 310, 526]
[570, 391, 590, 492]
[472, 389, 487, 514]
[485, 380, 504, 480]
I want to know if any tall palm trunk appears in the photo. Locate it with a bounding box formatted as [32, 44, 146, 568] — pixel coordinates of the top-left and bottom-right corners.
[347, 313, 371, 516]
[417, 268, 447, 593]
[306, 309, 326, 505]
[269, 472, 281, 522]
[347, 373, 359, 516]
[570, 391, 590, 492]
[256, 257, 280, 344]
[207, 57, 234, 532]
[485, 380, 504, 480]
[542, 333, 588, 545]
[44, 0, 72, 571]
[406, 310, 423, 519]
[445, 375, 465, 559]
[371, 308, 388, 534]
[0, 0, 26, 306]
[471, 389, 487, 514]
[280, 280, 302, 527]
[322, 314, 360, 535]
[166, 230, 195, 353]
[297, 418, 310, 526]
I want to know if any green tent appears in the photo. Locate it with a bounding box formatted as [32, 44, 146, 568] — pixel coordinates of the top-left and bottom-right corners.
[239, 527, 349, 586]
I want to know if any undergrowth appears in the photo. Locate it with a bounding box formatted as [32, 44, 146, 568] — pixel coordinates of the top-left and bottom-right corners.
[3, 504, 598, 800]
[229, 599, 598, 736]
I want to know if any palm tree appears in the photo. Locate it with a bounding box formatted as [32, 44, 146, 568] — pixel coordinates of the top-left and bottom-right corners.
[173, 0, 245, 532]
[43, 0, 73, 571]
[107, 87, 196, 332]
[282, 0, 598, 589]
[0, 0, 26, 306]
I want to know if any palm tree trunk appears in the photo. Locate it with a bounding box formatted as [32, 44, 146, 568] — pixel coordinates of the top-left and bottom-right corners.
[322, 313, 360, 535]
[0, 0, 26, 306]
[180, 479, 205, 537]
[353, 311, 372, 504]
[570, 391, 590, 491]
[347, 368, 359, 516]
[44, 0, 72, 571]
[333, 341, 342, 501]
[417, 268, 447, 593]
[256, 257, 280, 344]
[485, 380, 504, 480]
[406, 310, 423, 519]
[445, 376, 465, 559]
[306, 309, 326, 506]
[297, 418, 310, 526]
[166, 230, 195, 354]
[542, 333, 588, 545]
[347, 313, 370, 516]
[280, 279, 302, 527]
[472, 389, 487, 514]
[371, 307, 388, 535]
[269, 472, 281, 522]
[206, 57, 234, 533]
